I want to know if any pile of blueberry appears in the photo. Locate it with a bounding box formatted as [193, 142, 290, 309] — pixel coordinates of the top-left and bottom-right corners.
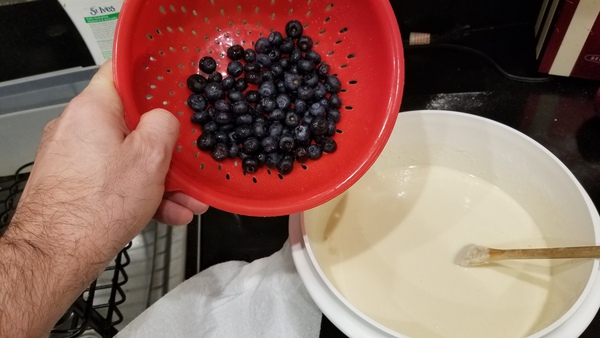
[187, 20, 343, 175]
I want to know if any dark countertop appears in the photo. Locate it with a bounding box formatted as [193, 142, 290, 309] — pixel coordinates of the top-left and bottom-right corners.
[197, 14, 600, 338]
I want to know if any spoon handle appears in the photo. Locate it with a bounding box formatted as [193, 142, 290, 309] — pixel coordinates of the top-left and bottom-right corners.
[489, 246, 600, 261]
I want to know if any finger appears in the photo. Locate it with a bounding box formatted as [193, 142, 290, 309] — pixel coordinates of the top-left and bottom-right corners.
[163, 191, 209, 215]
[154, 199, 196, 225]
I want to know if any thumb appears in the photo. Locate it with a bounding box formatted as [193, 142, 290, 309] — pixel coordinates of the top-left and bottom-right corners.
[125, 108, 180, 178]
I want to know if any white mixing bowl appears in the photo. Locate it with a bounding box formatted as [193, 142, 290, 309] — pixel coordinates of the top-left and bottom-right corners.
[290, 110, 600, 338]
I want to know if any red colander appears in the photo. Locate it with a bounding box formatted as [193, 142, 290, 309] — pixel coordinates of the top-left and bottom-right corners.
[113, 0, 404, 217]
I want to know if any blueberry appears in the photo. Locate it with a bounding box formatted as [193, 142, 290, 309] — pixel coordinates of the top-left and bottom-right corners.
[285, 112, 300, 128]
[275, 80, 286, 93]
[254, 37, 271, 54]
[307, 144, 323, 160]
[207, 71, 222, 83]
[268, 108, 286, 121]
[317, 63, 330, 79]
[276, 93, 292, 110]
[228, 90, 244, 102]
[326, 75, 342, 93]
[256, 152, 267, 167]
[197, 132, 216, 151]
[227, 60, 244, 77]
[285, 20, 303, 39]
[280, 37, 295, 53]
[318, 97, 330, 109]
[256, 53, 272, 68]
[328, 93, 342, 108]
[261, 136, 278, 153]
[187, 74, 208, 93]
[290, 49, 302, 63]
[211, 143, 229, 161]
[227, 44, 244, 60]
[260, 96, 277, 112]
[284, 73, 302, 92]
[277, 157, 294, 175]
[309, 102, 326, 116]
[236, 113, 254, 125]
[244, 49, 257, 63]
[294, 99, 308, 114]
[245, 72, 261, 85]
[222, 76, 236, 90]
[228, 143, 240, 158]
[242, 158, 259, 174]
[302, 114, 313, 125]
[305, 50, 322, 64]
[245, 62, 261, 73]
[327, 108, 342, 123]
[231, 101, 249, 115]
[188, 93, 207, 112]
[191, 110, 210, 125]
[214, 111, 233, 125]
[293, 124, 311, 143]
[297, 59, 316, 74]
[260, 70, 276, 83]
[214, 99, 231, 112]
[303, 72, 319, 87]
[199, 56, 217, 73]
[268, 31, 284, 46]
[279, 135, 295, 153]
[245, 90, 260, 103]
[207, 106, 216, 119]
[268, 49, 281, 63]
[297, 85, 315, 101]
[266, 152, 283, 168]
[297, 35, 313, 51]
[202, 120, 218, 133]
[294, 146, 309, 163]
[214, 131, 228, 144]
[279, 56, 291, 69]
[268, 121, 284, 139]
[259, 81, 277, 97]
[326, 120, 337, 136]
[234, 78, 248, 92]
[242, 137, 260, 154]
[235, 124, 253, 140]
[321, 137, 337, 153]
[288, 64, 299, 74]
[253, 121, 267, 138]
[314, 82, 327, 99]
[310, 115, 328, 136]
[270, 63, 284, 78]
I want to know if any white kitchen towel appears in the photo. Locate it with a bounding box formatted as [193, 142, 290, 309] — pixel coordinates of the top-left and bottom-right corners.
[116, 239, 322, 338]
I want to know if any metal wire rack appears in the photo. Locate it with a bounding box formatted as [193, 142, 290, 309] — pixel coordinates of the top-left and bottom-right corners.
[0, 162, 131, 338]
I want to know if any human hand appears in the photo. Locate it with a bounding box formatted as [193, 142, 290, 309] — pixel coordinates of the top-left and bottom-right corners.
[0, 61, 207, 336]
[14, 60, 207, 252]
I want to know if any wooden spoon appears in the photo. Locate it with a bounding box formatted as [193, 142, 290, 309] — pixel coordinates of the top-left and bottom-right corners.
[456, 244, 600, 267]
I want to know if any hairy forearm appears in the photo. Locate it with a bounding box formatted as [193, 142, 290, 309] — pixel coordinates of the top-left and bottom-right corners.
[0, 188, 122, 337]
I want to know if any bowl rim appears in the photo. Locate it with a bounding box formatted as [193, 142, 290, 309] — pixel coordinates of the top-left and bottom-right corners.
[290, 110, 600, 338]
